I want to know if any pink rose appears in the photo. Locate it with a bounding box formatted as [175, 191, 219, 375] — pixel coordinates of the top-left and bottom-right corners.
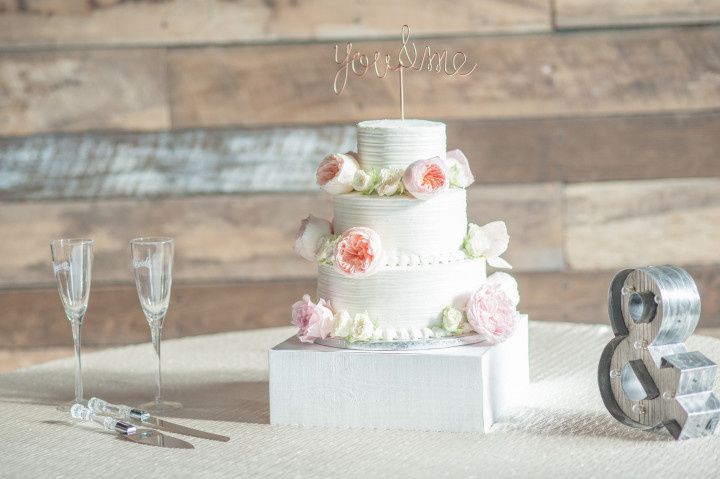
[402, 157, 448, 200]
[294, 215, 332, 261]
[487, 272, 520, 307]
[316, 152, 360, 194]
[333, 227, 382, 277]
[291, 294, 334, 343]
[445, 149, 475, 188]
[466, 281, 520, 345]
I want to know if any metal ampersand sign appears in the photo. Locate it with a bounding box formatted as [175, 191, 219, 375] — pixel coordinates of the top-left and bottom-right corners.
[598, 265, 720, 439]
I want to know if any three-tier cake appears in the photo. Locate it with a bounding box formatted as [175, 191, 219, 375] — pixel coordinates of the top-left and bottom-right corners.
[291, 119, 521, 348]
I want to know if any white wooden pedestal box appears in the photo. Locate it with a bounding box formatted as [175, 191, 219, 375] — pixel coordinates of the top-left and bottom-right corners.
[269, 315, 529, 432]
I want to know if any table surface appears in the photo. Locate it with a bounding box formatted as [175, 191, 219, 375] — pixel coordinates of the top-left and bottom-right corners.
[2, 322, 720, 478]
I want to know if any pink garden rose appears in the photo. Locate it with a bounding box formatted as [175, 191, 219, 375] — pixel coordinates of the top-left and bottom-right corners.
[486, 272, 520, 307]
[333, 227, 383, 277]
[294, 215, 332, 261]
[445, 149, 475, 188]
[402, 157, 448, 200]
[291, 294, 334, 343]
[466, 277, 520, 345]
[316, 152, 360, 194]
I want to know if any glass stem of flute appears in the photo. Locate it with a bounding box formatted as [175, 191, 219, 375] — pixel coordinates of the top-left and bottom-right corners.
[70, 320, 83, 404]
[150, 323, 163, 407]
[399, 65, 405, 121]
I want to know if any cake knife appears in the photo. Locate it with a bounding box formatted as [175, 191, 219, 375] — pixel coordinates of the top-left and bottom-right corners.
[70, 404, 194, 449]
[88, 397, 230, 442]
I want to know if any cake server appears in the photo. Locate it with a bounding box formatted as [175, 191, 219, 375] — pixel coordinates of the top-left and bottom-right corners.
[88, 397, 230, 442]
[70, 404, 194, 449]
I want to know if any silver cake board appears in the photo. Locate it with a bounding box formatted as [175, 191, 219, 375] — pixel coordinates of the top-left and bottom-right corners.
[315, 332, 486, 351]
[269, 315, 529, 433]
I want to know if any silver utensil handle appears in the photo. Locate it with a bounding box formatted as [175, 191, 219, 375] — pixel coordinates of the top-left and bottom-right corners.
[70, 404, 136, 435]
[88, 397, 150, 421]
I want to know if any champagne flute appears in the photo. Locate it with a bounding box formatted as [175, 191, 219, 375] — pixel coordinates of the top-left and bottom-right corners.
[130, 236, 181, 412]
[50, 238, 93, 411]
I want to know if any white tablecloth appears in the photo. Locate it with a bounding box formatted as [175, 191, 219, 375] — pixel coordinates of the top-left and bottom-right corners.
[1, 322, 720, 478]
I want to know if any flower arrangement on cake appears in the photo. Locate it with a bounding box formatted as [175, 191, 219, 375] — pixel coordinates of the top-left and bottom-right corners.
[291, 119, 522, 349]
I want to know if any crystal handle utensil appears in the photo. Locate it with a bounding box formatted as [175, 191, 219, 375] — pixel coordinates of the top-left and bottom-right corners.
[88, 397, 150, 421]
[70, 404, 194, 449]
[70, 403, 136, 435]
[88, 396, 230, 442]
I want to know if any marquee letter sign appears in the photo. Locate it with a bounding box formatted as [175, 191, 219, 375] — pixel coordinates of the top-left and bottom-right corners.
[598, 265, 720, 439]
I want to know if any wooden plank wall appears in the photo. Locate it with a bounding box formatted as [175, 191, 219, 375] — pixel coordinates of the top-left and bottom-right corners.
[1, 0, 720, 348]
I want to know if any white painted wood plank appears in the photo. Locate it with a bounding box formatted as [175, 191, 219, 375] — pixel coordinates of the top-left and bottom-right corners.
[0, 126, 355, 200]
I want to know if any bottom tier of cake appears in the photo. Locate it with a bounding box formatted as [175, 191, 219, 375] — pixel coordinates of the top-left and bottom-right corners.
[317, 258, 486, 340]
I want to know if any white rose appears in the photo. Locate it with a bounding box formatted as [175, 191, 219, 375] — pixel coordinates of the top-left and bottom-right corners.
[462, 221, 512, 269]
[316, 152, 360, 194]
[351, 312, 374, 341]
[444, 149, 475, 188]
[487, 272, 520, 307]
[376, 168, 404, 197]
[463, 223, 490, 257]
[332, 310, 353, 337]
[442, 306, 463, 332]
[352, 170, 373, 193]
[293, 215, 332, 262]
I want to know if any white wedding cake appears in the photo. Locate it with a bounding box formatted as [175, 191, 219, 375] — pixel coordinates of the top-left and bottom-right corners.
[292, 119, 521, 347]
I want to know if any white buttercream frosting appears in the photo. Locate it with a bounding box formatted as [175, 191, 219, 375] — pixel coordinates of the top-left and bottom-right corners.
[293, 117, 522, 342]
[318, 258, 486, 335]
[333, 189, 467, 262]
[357, 119, 446, 170]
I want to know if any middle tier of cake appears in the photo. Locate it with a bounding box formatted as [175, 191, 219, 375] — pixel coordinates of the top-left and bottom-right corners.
[318, 258, 486, 337]
[333, 188, 468, 265]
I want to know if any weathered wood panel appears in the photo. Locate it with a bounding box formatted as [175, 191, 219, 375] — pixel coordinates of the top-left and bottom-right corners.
[0, 49, 169, 136]
[3, 27, 719, 136]
[169, 27, 720, 128]
[3, 111, 719, 200]
[0, 280, 314, 348]
[555, 0, 720, 29]
[0, 183, 563, 288]
[565, 178, 720, 270]
[448, 111, 720, 184]
[4, 266, 719, 348]
[517, 266, 720, 326]
[0, 0, 550, 49]
[0, 127, 355, 200]
[469, 183, 564, 272]
[0, 194, 331, 287]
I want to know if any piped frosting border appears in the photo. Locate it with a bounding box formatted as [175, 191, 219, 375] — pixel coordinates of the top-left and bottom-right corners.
[291, 272, 521, 345]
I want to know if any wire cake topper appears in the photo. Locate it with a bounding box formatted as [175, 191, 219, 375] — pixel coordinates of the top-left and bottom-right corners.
[333, 25, 478, 120]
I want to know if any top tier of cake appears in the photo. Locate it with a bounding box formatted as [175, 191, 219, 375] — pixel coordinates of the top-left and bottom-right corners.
[357, 119, 446, 170]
